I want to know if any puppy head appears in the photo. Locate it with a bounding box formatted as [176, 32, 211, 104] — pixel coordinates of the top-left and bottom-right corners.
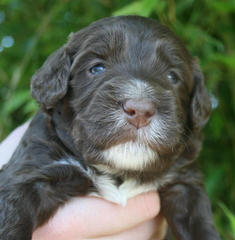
[31, 16, 211, 172]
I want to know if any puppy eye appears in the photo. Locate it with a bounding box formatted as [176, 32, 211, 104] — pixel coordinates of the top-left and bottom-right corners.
[167, 71, 180, 84]
[89, 64, 106, 75]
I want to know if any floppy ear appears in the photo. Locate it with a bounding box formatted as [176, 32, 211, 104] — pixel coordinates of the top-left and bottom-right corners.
[190, 60, 212, 132]
[31, 46, 71, 109]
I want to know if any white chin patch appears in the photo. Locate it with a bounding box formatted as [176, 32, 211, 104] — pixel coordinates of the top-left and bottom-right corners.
[102, 142, 157, 170]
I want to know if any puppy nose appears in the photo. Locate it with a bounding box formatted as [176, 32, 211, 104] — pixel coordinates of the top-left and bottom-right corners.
[122, 98, 155, 129]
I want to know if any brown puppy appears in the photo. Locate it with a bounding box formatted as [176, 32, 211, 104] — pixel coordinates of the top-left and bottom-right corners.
[0, 16, 220, 240]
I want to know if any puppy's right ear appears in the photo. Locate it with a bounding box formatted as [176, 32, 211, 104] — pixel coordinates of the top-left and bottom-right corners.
[31, 46, 71, 109]
[190, 60, 212, 132]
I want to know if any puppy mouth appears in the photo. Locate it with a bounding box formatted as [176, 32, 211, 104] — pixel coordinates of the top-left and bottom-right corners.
[101, 123, 161, 170]
[99, 120, 183, 171]
[104, 123, 156, 149]
[75, 107, 182, 171]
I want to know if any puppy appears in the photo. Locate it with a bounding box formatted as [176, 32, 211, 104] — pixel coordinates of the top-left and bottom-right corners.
[0, 16, 221, 240]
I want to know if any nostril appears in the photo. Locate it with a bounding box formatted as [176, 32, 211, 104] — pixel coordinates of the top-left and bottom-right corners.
[145, 111, 154, 118]
[121, 100, 136, 117]
[124, 107, 136, 117]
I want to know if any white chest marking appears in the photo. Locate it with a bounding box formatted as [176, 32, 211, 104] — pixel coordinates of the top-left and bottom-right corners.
[55, 157, 179, 206]
[56, 158, 158, 206]
[90, 176, 158, 206]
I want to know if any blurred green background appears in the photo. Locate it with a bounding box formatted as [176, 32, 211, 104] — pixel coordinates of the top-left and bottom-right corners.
[0, 0, 234, 239]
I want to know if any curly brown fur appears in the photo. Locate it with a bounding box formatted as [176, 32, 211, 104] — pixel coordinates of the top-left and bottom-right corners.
[0, 16, 220, 240]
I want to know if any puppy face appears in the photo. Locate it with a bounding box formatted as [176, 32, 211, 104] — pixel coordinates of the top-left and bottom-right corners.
[31, 16, 211, 173]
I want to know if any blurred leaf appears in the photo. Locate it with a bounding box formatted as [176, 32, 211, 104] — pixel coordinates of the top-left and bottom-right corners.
[2, 90, 30, 116]
[175, 24, 224, 53]
[219, 202, 235, 235]
[175, 0, 194, 14]
[209, 54, 235, 69]
[209, 0, 235, 14]
[208, 111, 224, 140]
[0, 0, 12, 4]
[113, 0, 161, 17]
[22, 100, 38, 115]
[205, 166, 224, 197]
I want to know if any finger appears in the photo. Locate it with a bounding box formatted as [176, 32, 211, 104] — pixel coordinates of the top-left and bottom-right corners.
[87, 214, 167, 240]
[32, 192, 160, 240]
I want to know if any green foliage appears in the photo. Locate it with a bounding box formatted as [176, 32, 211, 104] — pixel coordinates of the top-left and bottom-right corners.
[113, 0, 166, 17]
[219, 202, 235, 239]
[0, 0, 234, 239]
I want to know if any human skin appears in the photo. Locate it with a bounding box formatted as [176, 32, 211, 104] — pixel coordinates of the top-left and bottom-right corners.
[0, 122, 167, 240]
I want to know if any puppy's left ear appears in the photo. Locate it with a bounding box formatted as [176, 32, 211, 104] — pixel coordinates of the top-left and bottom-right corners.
[190, 60, 212, 132]
[31, 46, 71, 109]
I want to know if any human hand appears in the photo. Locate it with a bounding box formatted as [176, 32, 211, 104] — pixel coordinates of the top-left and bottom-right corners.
[0, 123, 167, 240]
[33, 192, 167, 240]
